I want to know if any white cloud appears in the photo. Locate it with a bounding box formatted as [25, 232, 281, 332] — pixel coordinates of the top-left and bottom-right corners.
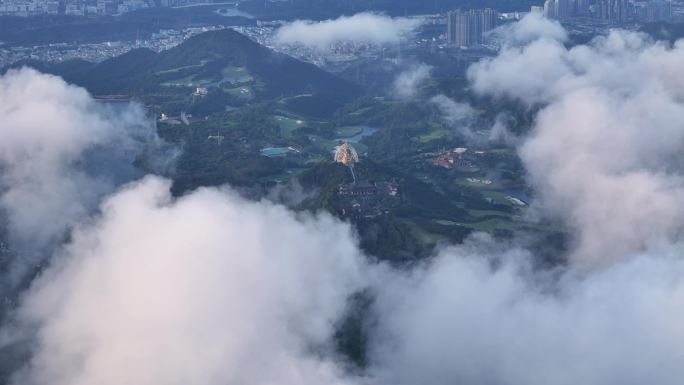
[368, 235, 684, 385]
[11, 180, 684, 385]
[468, 28, 684, 267]
[10, 176, 368, 385]
[275, 12, 422, 50]
[488, 113, 519, 144]
[7, 18, 684, 385]
[490, 12, 568, 46]
[392, 64, 432, 99]
[429, 94, 476, 138]
[0, 68, 172, 291]
[467, 38, 570, 106]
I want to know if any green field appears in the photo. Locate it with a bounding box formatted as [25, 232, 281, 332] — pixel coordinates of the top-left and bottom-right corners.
[308, 135, 368, 154]
[308, 135, 339, 152]
[155, 60, 208, 75]
[467, 208, 511, 218]
[279, 93, 314, 103]
[226, 86, 254, 100]
[221, 66, 253, 83]
[416, 129, 449, 143]
[462, 218, 519, 232]
[160, 75, 196, 87]
[347, 106, 373, 116]
[275, 115, 306, 138]
[405, 219, 448, 244]
[481, 191, 516, 206]
[435, 218, 518, 232]
[459, 177, 496, 188]
[304, 156, 326, 164]
[334, 126, 363, 138]
[161, 76, 214, 88]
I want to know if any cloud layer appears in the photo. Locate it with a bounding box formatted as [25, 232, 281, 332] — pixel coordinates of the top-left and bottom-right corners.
[489, 11, 567, 46]
[275, 13, 422, 50]
[11, 177, 367, 385]
[429, 94, 476, 138]
[5, 16, 684, 385]
[0, 68, 172, 294]
[469, 17, 684, 267]
[368, 236, 684, 385]
[392, 64, 432, 99]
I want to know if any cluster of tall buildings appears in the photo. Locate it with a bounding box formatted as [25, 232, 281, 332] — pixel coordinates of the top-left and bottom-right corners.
[594, 0, 633, 21]
[543, 0, 566, 19]
[539, 0, 672, 23]
[446, 8, 499, 48]
[541, 0, 594, 19]
[632, 0, 673, 21]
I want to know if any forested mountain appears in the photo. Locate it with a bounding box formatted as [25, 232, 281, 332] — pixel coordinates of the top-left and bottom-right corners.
[7, 28, 360, 109]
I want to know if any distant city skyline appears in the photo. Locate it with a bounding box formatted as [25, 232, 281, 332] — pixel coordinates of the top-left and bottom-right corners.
[0, 0, 209, 16]
[541, 0, 672, 22]
[446, 8, 499, 48]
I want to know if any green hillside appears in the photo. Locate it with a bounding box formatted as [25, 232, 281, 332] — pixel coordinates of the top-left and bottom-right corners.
[7, 28, 361, 117]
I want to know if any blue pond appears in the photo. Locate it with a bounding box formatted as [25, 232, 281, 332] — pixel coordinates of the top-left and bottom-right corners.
[260, 147, 291, 157]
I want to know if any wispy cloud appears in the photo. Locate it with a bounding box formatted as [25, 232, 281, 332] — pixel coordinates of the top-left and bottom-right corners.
[275, 12, 422, 50]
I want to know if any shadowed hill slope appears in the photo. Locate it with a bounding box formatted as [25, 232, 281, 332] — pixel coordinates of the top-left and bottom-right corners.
[5, 29, 361, 116]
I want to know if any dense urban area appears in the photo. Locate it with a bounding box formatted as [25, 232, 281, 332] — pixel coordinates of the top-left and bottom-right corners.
[1, 1, 682, 66]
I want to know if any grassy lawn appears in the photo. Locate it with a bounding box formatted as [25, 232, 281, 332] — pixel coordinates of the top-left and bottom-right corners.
[221, 66, 253, 83]
[481, 190, 516, 206]
[468, 208, 512, 218]
[464, 218, 554, 232]
[307, 135, 339, 152]
[489, 148, 517, 155]
[463, 218, 519, 232]
[459, 177, 496, 188]
[279, 93, 314, 103]
[257, 167, 307, 183]
[436, 218, 517, 232]
[304, 156, 326, 164]
[275, 115, 306, 138]
[161, 75, 196, 87]
[226, 86, 254, 100]
[308, 135, 368, 155]
[416, 129, 449, 143]
[347, 106, 373, 116]
[155, 60, 208, 75]
[435, 216, 519, 232]
[404, 219, 448, 244]
[161, 76, 213, 88]
[334, 126, 363, 138]
[353, 142, 369, 154]
[434, 219, 459, 226]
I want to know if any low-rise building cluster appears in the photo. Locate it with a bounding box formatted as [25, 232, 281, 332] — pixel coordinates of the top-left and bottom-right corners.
[0, 26, 226, 68]
[0, 0, 214, 16]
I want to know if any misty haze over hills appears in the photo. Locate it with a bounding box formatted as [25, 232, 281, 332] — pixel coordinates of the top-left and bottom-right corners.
[3, 2, 684, 385]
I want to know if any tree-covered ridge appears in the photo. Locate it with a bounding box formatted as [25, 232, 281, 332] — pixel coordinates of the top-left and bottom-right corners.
[5, 28, 361, 117]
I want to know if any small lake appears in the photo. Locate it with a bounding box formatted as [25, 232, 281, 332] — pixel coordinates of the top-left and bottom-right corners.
[261, 147, 291, 157]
